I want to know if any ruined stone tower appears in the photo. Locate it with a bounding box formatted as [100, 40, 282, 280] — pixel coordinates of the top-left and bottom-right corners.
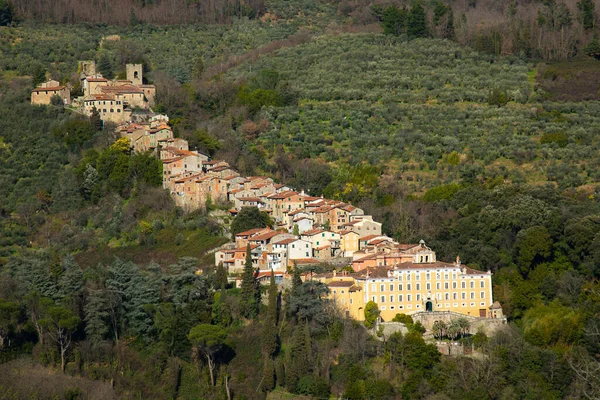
[78, 60, 96, 77]
[126, 64, 143, 86]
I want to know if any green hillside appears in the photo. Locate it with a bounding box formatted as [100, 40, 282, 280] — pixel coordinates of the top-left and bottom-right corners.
[227, 34, 600, 199]
[1, 1, 600, 398]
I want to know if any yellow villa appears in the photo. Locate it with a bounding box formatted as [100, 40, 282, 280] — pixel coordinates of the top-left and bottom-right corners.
[315, 252, 496, 322]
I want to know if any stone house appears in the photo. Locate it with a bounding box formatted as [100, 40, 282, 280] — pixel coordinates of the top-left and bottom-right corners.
[31, 80, 71, 105]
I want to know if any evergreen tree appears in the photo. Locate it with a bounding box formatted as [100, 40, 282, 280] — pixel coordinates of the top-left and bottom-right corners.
[97, 53, 113, 79]
[261, 319, 279, 358]
[577, 0, 596, 30]
[382, 5, 407, 35]
[267, 269, 279, 325]
[444, 7, 456, 40]
[215, 263, 228, 290]
[84, 290, 109, 344]
[261, 358, 276, 392]
[230, 206, 272, 235]
[304, 320, 312, 366]
[90, 108, 103, 132]
[291, 264, 302, 293]
[57, 255, 83, 300]
[286, 319, 310, 392]
[407, 1, 428, 38]
[106, 259, 159, 341]
[0, 0, 14, 26]
[240, 244, 258, 318]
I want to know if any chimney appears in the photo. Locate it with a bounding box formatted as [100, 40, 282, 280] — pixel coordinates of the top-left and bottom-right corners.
[333, 269, 337, 277]
[456, 255, 461, 266]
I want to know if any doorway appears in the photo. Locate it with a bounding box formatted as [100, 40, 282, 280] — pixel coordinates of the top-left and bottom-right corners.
[425, 301, 433, 312]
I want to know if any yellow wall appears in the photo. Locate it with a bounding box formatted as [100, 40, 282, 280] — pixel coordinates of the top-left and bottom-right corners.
[319, 267, 494, 321]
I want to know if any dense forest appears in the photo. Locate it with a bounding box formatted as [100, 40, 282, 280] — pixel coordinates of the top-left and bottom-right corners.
[1, 0, 600, 398]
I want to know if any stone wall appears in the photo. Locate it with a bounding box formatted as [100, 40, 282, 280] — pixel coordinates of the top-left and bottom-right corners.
[412, 311, 507, 336]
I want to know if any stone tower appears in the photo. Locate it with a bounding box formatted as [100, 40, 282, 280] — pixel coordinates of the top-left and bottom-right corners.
[78, 60, 96, 76]
[126, 64, 143, 86]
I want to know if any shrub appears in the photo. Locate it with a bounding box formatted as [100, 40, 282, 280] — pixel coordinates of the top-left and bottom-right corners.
[540, 132, 568, 147]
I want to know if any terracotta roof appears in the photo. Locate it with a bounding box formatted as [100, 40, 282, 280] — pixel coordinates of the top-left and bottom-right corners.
[87, 94, 115, 101]
[396, 244, 420, 250]
[256, 271, 289, 279]
[269, 190, 299, 200]
[312, 206, 333, 213]
[100, 84, 143, 94]
[239, 197, 263, 203]
[236, 228, 271, 237]
[86, 77, 108, 82]
[303, 196, 320, 201]
[327, 280, 354, 288]
[355, 266, 392, 279]
[33, 86, 66, 92]
[293, 216, 311, 222]
[339, 230, 359, 236]
[302, 229, 324, 236]
[250, 231, 282, 241]
[273, 238, 301, 245]
[211, 165, 233, 172]
[359, 235, 380, 241]
[490, 301, 502, 309]
[315, 245, 331, 250]
[173, 173, 203, 183]
[162, 157, 184, 164]
[288, 209, 307, 216]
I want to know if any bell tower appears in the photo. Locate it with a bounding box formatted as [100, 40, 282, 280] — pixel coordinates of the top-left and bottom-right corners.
[126, 64, 143, 85]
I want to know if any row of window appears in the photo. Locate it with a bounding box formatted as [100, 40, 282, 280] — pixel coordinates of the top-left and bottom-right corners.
[371, 281, 485, 292]
[395, 272, 485, 281]
[370, 291, 486, 303]
[377, 302, 487, 311]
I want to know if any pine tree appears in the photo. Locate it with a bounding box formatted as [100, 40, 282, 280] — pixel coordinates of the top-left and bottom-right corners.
[240, 244, 258, 318]
[407, 1, 428, 38]
[267, 269, 279, 325]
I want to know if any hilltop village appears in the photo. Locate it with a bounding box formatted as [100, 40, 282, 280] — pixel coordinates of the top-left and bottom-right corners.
[31, 63, 503, 324]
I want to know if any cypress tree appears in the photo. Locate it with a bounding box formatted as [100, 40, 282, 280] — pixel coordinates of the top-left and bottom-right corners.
[291, 264, 302, 293]
[286, 319, 310, 391]
[215, 262, 228, 290]
[261, 358, 276, 392]
[240, 244, 258, 318]
[407, 1, 428, 38]
[267, 269, 279, 325]
[304, 320, 312, 367]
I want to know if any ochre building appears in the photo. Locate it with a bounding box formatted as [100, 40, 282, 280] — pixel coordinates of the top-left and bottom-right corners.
[315, 243, 496, 321]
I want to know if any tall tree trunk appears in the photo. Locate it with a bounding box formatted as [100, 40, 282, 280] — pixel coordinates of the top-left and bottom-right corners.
[61, 346, 66, 373]
[207, 354, 215, 386]
[226, 375, 231, 400]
